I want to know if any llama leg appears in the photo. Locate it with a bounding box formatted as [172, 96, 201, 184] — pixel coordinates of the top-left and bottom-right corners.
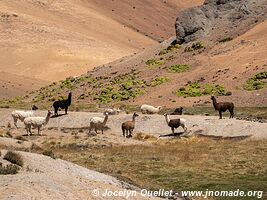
[65, 107, 68, 115]
[95, 128, 98, 134]
[13, 117, 18, 128]
[26, 126, 29, 136]
[219, 111, 222, 119]
[122, 129, 125, 137]
[29, 126, 32, 135]
[230, 108, 234, 118]
[171, 127, 174, 134]
[54, 107, 58, 116]
[101, 128, 104, 134]
[129, 129, 133, 137]
[181, 124, 187, 132]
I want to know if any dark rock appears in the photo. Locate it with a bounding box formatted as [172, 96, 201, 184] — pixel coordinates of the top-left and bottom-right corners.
[175, 0, 267, 43]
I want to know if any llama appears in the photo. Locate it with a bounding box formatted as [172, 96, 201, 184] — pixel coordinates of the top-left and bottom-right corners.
[24, 110, 52, 136]
[170, 107, 183, 115]
[164, 113, 187, 134]
[89, 112, 109, 134]
[211, 96, 234, 119]
[104, 108, 121, 115]
[53, 92, 72, 116]
[121, 112, 139, 138]
[11, 105, 38, 128]
[141, 104, 162, 114]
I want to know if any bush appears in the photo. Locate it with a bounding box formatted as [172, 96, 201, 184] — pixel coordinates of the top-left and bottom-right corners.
[97, 76, 145, 103]
[0, 164, 20, 175]
[145, 59, 165, 67]
[184, 42, 205, 52]
[168, 64, 190, 73]
[42, 150, 56, 159]
[177, 83, 229, 97]
[4, 151, 23, 166]
[243, 71, 267, 91]
[159, 44, 181, 55]
[151, 77, 169, 86]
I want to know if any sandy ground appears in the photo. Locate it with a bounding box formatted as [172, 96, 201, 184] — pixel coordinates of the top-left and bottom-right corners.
[1, 109, 266, 140]
[0, 150, 163, 200]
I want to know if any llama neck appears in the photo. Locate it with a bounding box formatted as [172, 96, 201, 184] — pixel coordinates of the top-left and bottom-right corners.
[164, 115, 170, 124]
[132, 115, 136, 123]
[45, 113, 51, 125]
[212, 98, 219, 110]
[103, 114, 108, 125]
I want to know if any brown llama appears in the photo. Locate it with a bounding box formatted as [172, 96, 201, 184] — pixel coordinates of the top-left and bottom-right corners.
[211, 96, 234, 119]
[121, 112, 139, 138]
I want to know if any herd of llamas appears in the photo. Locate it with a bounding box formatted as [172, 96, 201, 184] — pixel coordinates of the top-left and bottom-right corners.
[11, 92, 235, 137]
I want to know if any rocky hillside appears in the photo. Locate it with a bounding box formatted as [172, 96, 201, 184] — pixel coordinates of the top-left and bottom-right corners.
[2, 0, 267, 108]
[175, 0, 267, 43]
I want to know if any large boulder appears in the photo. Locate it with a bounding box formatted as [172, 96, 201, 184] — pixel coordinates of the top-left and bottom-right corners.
[175, 0, 267, 43]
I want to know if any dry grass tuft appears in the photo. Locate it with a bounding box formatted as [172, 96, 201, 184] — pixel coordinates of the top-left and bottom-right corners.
[4, 151, 24, 166]
[133, 133, 157, 141]
[0, 164, 20, 175]
[42, 150, 56, 159]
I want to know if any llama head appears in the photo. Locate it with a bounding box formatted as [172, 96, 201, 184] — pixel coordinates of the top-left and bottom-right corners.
[47, 110, 53, 116]
[163, 113, 168, 116]
[211, 96, 216, 100]
[32, 105, 38, 110]
[133, 112, 139, 117]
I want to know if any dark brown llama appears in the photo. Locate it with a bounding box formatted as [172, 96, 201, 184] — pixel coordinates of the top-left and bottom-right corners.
[121, 113, 139, 138]
[211, 96, 234, 119]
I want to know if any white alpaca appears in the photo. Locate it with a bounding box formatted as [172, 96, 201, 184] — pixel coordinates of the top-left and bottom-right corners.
[11, 105, 38, 128]
[141, 104, 162, 114]
[104, 108, 121, 115]
[89, 112, 109, 134]
[24, 110, 52, 136]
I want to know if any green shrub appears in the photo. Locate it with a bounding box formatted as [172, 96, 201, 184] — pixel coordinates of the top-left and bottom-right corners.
[43, 150, 56, 159]
[96, 76, 145, 103]
[177, 83, 229, 97]
[168, 64, 190, 73]
[0, 164, 20, 175]
[243, 72, 267, 91]
[184, 42, 205, 52]
[177, 83, 202, 97]
[151, 77, 169, 86]
[145, 59, 165, 67]
[159, 44, 181, 55]
[4, 151, 23, 166]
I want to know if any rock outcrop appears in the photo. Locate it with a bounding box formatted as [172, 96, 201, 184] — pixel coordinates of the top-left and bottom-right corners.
[175, 0, 267, 43]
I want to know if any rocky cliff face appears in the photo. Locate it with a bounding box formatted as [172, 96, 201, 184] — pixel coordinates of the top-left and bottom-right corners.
[175, 0, 267, 43]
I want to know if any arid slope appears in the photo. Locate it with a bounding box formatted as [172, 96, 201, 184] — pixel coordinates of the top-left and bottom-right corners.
[0, 0, 202, 99]
[22, 20, 266, 107]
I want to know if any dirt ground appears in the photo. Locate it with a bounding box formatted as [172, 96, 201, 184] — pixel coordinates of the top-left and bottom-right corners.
[0, 149, 165, 200]
[1, 109, 266, 140]
[0, 108, 266, 200]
